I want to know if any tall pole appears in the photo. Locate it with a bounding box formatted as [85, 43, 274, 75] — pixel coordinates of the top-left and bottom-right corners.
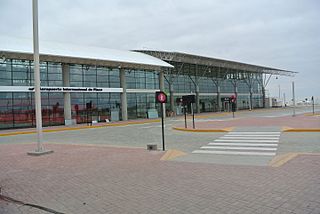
[312, 96, 315, 115]
[33, 0, 43, 152]
[292, 81, 296, 117]
[28, 0, 52, 155]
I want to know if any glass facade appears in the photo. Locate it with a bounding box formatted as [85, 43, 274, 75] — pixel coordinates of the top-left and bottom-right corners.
[0, 60, 65, 129]
[0, 59, 162, 129]
[0, 56, 264, 129]
[126, 69, 159, 89]
[164, 62, 263, 113]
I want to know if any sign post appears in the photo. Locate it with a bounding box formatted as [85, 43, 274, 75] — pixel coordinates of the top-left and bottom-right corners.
[156, 91, 167, 151]
[182, 95, 196, 129]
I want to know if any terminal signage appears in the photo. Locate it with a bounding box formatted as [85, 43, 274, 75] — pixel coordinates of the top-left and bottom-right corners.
[28, 87, 112, 92]
[0, 86, 123, 93]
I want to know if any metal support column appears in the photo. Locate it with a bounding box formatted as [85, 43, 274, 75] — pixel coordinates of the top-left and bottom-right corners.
[250, 87, 253, 110]
[196, 85, 200, 113]
[262, 86, 266, 108]
[235, 84, 238, 111]
[217, 85, 221, 112]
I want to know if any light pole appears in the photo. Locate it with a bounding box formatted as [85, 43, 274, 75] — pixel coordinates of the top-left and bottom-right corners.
[292, 81, 296, 117]
[312, 96, 315, 115]
[28, 0, 53, 156]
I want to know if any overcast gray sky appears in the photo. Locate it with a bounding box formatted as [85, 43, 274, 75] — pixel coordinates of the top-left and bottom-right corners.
[1, 0, 319, 101]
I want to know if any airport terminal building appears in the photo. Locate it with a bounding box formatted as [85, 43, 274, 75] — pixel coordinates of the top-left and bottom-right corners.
[0, 39, 294, 129]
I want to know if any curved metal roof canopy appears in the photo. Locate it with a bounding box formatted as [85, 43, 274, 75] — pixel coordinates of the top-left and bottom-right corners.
[137, 50, 296, 76]
[0, 37, 173, 70]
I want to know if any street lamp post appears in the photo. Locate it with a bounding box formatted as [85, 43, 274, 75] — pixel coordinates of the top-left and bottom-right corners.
[28, 0, 53, 156]
[292, 81, 296, 117]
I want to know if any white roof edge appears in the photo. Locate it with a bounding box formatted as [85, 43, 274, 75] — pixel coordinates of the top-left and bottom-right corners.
[0, 36, 173, 68]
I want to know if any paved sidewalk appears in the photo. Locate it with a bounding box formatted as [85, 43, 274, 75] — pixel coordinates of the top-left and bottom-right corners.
[1, 143, 320, 214]
[0, 118, 160, 136]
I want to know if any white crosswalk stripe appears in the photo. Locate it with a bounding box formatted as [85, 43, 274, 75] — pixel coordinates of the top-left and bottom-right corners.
[208, 143, 278, 147]
[200, 146, 277, 151]
[220, 136, 279, 140]
[192, 131, 280, 157]
[214, 139, 278, 143]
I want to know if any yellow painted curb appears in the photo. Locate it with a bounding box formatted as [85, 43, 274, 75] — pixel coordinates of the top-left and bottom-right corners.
[269, 153, 299, 167]
[160, 149, 187, 161]
[107, 119, 160, 126]
[0, 119, 161, 137]
[0, 131, 35, 136]
[193, 112, 229, 119]
[283, 128, 320, 132]
[304, 113, 320, 116]
[172, 126, 233, 132]
[270, 153, 320, 167]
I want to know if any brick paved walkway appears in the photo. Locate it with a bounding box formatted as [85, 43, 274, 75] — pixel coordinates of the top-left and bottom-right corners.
[1, 143, 320, 214]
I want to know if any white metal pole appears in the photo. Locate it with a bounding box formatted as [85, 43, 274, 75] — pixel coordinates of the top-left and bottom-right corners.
[33, 0, 43, 152]
[292, 81, 296, 117]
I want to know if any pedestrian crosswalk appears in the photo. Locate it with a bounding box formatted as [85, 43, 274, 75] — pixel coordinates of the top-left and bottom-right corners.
[192, 131, 280, 156]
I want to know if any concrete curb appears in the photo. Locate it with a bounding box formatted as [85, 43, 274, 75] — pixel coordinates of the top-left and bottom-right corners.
[283, 128, 320, 132]
[172, 127, 233, 132]
[270, 153, 320, 167]
[160, 149, 187, 161]
[269, 153, 299, 167]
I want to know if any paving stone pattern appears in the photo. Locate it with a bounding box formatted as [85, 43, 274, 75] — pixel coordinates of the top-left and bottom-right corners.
[0, 144, 320, 214]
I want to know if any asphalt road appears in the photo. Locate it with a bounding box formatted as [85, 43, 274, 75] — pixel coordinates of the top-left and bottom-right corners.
[1, 106, 319, 166]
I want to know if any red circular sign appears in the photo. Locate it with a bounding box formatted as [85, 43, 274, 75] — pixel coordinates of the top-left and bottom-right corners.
[157, 93, 167, 103]
[156, 91, 167, 103]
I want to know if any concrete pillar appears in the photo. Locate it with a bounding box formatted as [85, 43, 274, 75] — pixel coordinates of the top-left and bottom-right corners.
[120, 69, 128, 121]
[169, 83, 175, 112]
[62, 64, 73, 125]
[159, 71, 165, 91]
[217, 85, 221, 112]
[195, 85, 200, 113]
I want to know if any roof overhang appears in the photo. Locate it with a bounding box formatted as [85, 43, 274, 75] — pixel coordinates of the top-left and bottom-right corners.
[137, 50, 296, 76]
[0, 37, 173, 71]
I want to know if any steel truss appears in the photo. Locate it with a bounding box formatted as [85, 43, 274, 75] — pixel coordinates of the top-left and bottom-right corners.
[137, 50, 296, 112]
